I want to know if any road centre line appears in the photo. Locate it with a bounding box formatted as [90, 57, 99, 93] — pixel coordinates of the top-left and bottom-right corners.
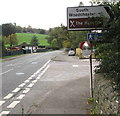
[7, 101, 20, 109]
[0, 111, 10, 116]
[1, 60, 51, 112]
[24, 80, 30, 83]
[32, 80, 38, 83]
[0, 101, 5, 106]
[27, 83, 34, 88]
[16, 94, 25, 100]
[0, 69, 13, 75]
[19, 83, 26, 87]
[12, 88, 21, 93]
[36, 77, 40, 80]
[41, 65, 50, 75]
[35, 59, 51, 75]
[3, 93, 14, 100]
[28, 77, 33, 80]
[23, 88, 30, 94]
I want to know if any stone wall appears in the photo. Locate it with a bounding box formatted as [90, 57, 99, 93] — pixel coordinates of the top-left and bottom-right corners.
[93, 74, 120, 114]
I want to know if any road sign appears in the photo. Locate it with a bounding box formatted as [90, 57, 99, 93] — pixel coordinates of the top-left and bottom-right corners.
[80, 41, 91, 49]
[88, 33, 102, 41]
[67, 6, 111, 31]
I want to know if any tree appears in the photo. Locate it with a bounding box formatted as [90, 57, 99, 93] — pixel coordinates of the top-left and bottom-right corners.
[63, 40, 72, 48]
[47, 25, 87, 49]
[2, 23, 16, 48]
[3, 34, 18, 46]
[90, 0, 119, 5]
[51, 39, 58, 48]
[95, 1, 120, 87]
[30, 35, 39, 46]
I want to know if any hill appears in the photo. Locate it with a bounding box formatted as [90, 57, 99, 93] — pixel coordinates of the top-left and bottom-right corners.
[17, 33, 49, 46]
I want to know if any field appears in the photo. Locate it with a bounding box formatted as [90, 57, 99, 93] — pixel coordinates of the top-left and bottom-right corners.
[17, 33, 49, 46]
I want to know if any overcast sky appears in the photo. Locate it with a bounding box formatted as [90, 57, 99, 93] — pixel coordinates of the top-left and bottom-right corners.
[0, 0, 91, 30]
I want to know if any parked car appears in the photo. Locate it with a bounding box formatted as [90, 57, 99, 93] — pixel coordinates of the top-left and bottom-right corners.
[68, 50, 75, 56]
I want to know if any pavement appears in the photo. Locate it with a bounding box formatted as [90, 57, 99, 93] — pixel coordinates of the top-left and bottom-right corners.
[8, 53, 99, 115]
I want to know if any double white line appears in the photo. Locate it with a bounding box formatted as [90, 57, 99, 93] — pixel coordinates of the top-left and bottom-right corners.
[0, 59, 51, 115]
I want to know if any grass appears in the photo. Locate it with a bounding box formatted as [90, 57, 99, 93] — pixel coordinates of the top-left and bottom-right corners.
[16, 33, 49, 46]
[1, 33, 50, 46]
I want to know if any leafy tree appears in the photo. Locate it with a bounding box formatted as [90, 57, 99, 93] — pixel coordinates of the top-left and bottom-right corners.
[2, 23, 16, 37]
[90, 0, 119, 5]
[30, 35, 39, 46]
[3, 34, 18, 45]
[63, 40, 72, 48]
[2, 23, 16, 48]
[95, 1, 120, 87]
[47, 25, 87, 49]
[16, 26, 23, 33]
[51, 39, 58, 48]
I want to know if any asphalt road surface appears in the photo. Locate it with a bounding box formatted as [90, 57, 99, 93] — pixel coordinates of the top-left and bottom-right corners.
[0, 50, 98, 115]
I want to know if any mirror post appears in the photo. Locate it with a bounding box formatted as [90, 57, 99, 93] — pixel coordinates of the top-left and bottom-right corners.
[90, 43, 93, 98]
[89, 30, 93, 98]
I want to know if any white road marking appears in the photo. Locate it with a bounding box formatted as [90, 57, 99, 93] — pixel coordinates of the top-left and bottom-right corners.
[41, 65, 50, 75]
[6, 64, 13, 67]
[72, 65, 79, 67]
[23, 88, 30, 94]
[16, 94, 25, 100]
[31, 74, 35, 77]
[24, 80, 30, 83]
[43, 60, 51, 68]
[12, 88, 21, 93]
[0, 69, 13, 75]
[7, 101, 20, 108]
[0, 111, 10, 116]
[38, 74, 42, 77]
[31, 62, 38, 64]
[82, 59, 89, 62]
[27, 83, 34, 88]
[16, 73, 24, 75]
[3, 93, 13, 99]
[19, 83, 26, 87]
[36, 60, 51, 74]
[0, 101, 5, 106]
[32, 80, 38, 83]
[28, 77, 33, 80]
[34, 70, 40, 75]
[36, 77, 40, 80]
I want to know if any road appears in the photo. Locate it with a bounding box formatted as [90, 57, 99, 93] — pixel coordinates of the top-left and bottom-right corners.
[0, 50, 98, 115]
[1, 51, 61, 98]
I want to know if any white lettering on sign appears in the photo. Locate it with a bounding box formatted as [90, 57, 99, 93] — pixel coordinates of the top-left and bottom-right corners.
[69, 12, 96, 17]
[76, 8, 89, 12]
[67, 6, 110, 19]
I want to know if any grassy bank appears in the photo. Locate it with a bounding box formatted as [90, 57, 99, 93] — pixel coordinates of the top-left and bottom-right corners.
[16, 33, 49, 46]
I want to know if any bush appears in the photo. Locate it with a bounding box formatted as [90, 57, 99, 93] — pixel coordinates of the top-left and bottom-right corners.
[95, 2, 120, 88]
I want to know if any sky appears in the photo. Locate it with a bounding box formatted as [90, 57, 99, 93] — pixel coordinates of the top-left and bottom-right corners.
[0, 0, 91, 30]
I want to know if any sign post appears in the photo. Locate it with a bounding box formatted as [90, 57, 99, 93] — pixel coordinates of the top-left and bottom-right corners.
[80, 41, 93, 97]
[67, 5, 111, 98]
[80, 41, 93, 98]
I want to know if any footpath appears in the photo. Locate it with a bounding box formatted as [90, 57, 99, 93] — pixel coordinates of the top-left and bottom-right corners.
[9, 53, 98, 114]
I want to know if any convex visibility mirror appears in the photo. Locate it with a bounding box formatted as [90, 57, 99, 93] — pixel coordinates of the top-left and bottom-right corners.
[80, 41, 91, 58]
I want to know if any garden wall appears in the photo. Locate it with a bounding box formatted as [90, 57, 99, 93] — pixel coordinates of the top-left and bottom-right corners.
[93, 74, 120, 114]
